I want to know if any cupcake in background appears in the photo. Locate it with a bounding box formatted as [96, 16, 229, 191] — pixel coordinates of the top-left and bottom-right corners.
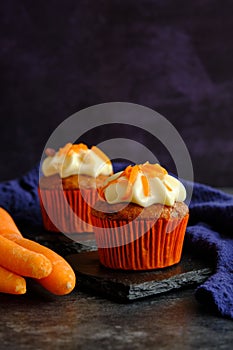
[91, 162, 189, 270]
[39, 143, 113, 233]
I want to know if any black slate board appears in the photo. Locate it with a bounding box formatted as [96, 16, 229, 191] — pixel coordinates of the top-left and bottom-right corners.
[66, 251, 213, 302]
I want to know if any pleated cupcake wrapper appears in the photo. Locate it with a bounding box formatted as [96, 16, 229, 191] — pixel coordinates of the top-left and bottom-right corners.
[39, 188, 98, 233]
[91, 214, 189, 270]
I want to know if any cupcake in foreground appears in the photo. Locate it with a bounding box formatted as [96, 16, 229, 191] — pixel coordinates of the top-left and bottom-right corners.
[39, 143, 113, 233]
[91, 162, 189, 270]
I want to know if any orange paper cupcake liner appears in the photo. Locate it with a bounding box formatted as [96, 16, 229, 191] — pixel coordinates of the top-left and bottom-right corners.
[91, 214, 189, 270]
[39, 188, 98, 233]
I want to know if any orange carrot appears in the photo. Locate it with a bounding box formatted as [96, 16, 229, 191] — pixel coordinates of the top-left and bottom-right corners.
[0, 208, 76, 295]
[0, 208, 22, 237]
[128, 165, 139, 185]
[141, 175, 150, 197]
[0, 265, 26, 295]
[71, 143, 88, 154]
[0, 235, 52, 279]
[122, 165, 139, 200]
[11, 238, 76, 295]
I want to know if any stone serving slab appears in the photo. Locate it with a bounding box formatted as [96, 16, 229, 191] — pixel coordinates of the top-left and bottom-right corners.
[66, 251, 213, 302]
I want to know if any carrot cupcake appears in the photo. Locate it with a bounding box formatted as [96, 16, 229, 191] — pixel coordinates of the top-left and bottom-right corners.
[91, 162, 189, 270]
[39, 143, 113, 233]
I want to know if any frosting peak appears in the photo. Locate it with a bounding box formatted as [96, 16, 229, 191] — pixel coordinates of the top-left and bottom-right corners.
[42, 143, 113, 178]
[100, 163, 186, 207]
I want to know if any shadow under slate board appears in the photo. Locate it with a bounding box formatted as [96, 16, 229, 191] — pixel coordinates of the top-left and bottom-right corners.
[66, 250, 213, 302]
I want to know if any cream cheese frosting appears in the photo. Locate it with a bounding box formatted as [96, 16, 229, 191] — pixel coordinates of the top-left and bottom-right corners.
[42, 143, 113, 178]
[100, 162, 186, 207]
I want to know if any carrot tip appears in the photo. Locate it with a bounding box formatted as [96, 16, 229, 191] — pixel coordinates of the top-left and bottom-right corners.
[67, 282, 72, 289]
[15, 284, 26, 294]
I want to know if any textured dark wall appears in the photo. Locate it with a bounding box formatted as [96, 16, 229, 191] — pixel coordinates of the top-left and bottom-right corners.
[1, 0, 233, 186]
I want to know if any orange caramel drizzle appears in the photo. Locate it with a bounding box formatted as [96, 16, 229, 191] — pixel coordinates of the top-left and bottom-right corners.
[99, 162, 167, 201]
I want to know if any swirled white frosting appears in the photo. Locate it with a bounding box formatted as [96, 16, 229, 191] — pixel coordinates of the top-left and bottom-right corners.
[42, 143, 113, 178]
[101, 163, 186, 207]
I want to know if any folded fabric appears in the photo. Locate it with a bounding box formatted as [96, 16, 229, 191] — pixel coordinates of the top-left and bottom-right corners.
[186, 224, 233, 319]
[0, 164, 42, 229]
[184, 181, 233, 319]
[0, 164, 232, 319]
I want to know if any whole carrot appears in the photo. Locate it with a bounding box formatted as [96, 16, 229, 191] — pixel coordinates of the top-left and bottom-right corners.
[0, 208, 76, 295]
[0, 208, 22, 237]
[0, 265, 26, 295]
[1, 231, 76, 295]
[12, 238, 76, 295]
[0, 235, 52, 279]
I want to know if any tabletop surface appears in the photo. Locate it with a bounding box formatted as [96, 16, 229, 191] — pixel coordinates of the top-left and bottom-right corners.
[0, 188, 233, 350]
[0, 232, 233, 350]
[0, 284, 232, 350]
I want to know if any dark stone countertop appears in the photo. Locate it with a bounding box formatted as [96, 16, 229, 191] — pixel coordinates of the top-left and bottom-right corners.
[0, 286, 232, 350]
[0, 229, 232, 350]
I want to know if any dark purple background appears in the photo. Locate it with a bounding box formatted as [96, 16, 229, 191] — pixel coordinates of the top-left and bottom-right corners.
[1, 0, 233, 186]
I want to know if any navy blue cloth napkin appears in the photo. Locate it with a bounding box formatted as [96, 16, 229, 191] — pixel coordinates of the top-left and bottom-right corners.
[0, 164, 233, 320]
[184, 181, 233, 319]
